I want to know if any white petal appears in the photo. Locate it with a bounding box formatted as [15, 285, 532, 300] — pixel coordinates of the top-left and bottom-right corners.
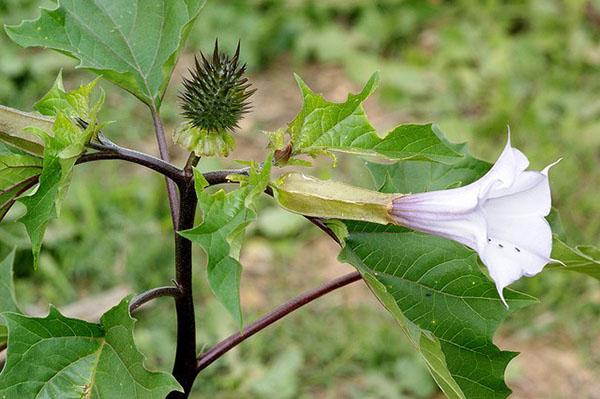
[480, 235, 550, 306]
[477, 137, 530, 196]
[485, 211, 553, 259]
[484, 171, 551, 217]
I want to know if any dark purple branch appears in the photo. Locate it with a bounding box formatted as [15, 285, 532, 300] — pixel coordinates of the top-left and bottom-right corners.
[304, 216, 342, 245]
[202, 168, 342, 244]
[184, 153, 200, 177]
[202, 168, 249, 185]
[77, 150, 185, 185]
[191, 165, 358, 375]
[195, 271, 362, 373]
[129, 286, 182, 313]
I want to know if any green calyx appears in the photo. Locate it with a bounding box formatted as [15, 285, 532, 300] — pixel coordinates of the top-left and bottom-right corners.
[174, 124, 235, 157]
[179, 40, 254, 136]
[271, 173, 398, 225]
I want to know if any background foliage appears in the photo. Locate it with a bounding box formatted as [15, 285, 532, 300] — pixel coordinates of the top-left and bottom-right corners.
[1, 0, 599, 397]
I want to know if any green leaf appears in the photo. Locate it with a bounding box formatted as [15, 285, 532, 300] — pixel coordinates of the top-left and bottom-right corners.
[0, 155, 42, 187]
[0, 297, 182, 398]
[180, 158, 272, 327]
[0, 104, 51, 156]
[15, 78, 103, 266]
[341, 131, 540, 398]
[288, 73, 462, 164]
[0, 150, 43, 221]
[19, 113, 94, 268]
[6, 0, 207, 108]
[35, 72, 100, 119]
[0, 249, 21, 347]
[0, 250, 20, 316]
[366, 131, 490, 193]
[339, 222, 536, 399]
[549, 237, 600, 280]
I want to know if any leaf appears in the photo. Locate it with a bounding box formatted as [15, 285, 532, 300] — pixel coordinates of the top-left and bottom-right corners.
[366, 130, 491, 194]
[35, 72, 100, 119]
[0, 250, 20, 316]
[0, 104, 51, 156]
[339, 222, 536, 399]
[549, 238, 600, 280]
[0, 155, 42, 187]
[0, 297, 182, 398]
[0, 150, 43, 222]
[338, 132, 540, 398]
[15, 77, 104, 267]
[0, 249, 21, 347]
[180, 158, 272, 327]
[0, 73, 103, 223]
[6, 0, 207, 108]
[19, 113, 94, 268]
[288, 73, 462, 164]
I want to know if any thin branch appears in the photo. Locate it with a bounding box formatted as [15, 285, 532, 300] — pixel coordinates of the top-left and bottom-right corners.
[304, 216, 342, 245]
[74, 119, 184, 184]
[195, 166, 355, 376]
[184, 153, 200, 178]
[202, 167, 342, 244]
[151, 109, 180, 227]
[77, 149, 185, 185]
[196, 271, 362, 373]
[203, 168, 250, 185]
[129, 286, 182, 313]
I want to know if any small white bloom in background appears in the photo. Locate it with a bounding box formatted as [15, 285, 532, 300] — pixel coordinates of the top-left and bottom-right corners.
[390, 133, 560, 306]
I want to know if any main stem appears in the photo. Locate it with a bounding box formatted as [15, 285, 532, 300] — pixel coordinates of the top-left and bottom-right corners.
[168, 179, 198, 398]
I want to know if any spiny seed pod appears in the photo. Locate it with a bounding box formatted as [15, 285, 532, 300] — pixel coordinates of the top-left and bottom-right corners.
[176, 40, 255, 157]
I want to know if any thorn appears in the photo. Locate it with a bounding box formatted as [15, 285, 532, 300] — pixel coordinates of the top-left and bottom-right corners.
[234, 40, 241, 61]
[213, 38, 220, 65]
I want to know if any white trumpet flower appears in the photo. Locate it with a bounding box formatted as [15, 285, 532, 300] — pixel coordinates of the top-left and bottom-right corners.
[390, 135, 560, 306]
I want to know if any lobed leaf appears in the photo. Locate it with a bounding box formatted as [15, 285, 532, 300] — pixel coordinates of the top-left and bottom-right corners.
[339, 132, 539, 398]
[16, 78, 103, 267]
[180, 158, 272, 327]
[0, 250, 21, 347]
[0, 297, 182, 398]
[5, 0, 207, 108]
[35, 72, 100, 119]
[0, 250, 20, 316]
[366, 127, 491, 193]
[340, 223, 536, 399]
[0, 152, 43, 221]
[0, 104, 51, 156]
[288, 73, 463, 164]
[549, 238, 600, 280]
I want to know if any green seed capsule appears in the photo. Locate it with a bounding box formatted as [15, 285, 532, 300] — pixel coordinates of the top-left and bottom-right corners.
[178, 40, 255, 157]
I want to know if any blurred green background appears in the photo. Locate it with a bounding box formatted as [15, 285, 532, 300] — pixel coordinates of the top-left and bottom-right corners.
[1, 0, 600, 398]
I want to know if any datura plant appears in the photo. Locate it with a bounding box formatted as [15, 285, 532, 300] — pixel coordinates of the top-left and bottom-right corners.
[0, 1, 596, 398]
